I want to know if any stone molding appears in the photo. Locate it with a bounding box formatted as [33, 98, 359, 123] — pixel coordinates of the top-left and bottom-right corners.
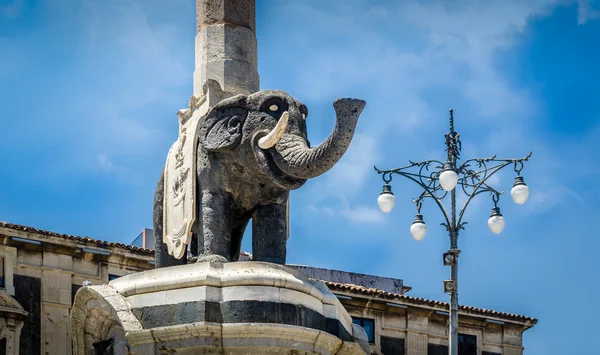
[72, 262, 367, 354]
[0, 292, 27, 355]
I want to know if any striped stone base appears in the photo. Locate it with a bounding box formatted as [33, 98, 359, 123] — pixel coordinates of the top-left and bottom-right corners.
[71, 261, 368, 355]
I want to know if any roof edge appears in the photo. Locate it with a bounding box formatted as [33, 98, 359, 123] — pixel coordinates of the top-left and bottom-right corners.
[0, 221, 154, 256]
[326, 281, 538, 325]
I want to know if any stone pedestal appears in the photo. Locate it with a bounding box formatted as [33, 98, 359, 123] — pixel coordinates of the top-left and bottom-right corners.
[72, 262, 368, 354]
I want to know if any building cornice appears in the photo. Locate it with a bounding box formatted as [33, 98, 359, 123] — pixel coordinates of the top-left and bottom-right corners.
[326, 281, 538, 328]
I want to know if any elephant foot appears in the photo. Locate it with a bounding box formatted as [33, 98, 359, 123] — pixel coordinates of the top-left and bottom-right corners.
[197, 254, 229, 264]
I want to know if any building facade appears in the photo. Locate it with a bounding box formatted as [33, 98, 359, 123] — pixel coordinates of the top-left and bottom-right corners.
[328, 282, 535, 355]
[0, 222, 154, 355]
[292, 266, 536, 355]
[0, 222, 536, 354]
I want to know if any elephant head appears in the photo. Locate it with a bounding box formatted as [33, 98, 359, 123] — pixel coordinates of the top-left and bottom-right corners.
[198, 90, 366, 190]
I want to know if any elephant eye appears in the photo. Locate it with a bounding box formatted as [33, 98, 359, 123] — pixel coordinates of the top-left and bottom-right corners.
[299, 105, 308, 120]
[269, 104, 278, 112]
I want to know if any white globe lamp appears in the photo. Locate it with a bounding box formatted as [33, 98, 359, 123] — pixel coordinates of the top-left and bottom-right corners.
[487, 207, 505, 234]
[439, 164, 458, 191]
[410, 214, 427, 241]
[510, 176, 529, 205]
[378, 184, 396, 213]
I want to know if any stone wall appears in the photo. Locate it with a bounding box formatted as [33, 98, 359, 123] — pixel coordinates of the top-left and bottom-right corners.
[0, 226, 153, 355]
[338, 296, 528, 355]
[288, 265, 406, 295]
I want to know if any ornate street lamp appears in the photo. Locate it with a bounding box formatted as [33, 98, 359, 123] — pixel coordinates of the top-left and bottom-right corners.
[374, 109, 531, 355]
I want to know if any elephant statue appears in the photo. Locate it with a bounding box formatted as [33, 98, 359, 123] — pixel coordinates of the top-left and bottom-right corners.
[154, 90, 366, 267]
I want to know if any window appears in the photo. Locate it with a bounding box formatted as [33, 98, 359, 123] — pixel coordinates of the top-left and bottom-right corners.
[427, 334, 477, 355]
[108, 274, 120, 281]
[428, 343, 448, 355]
[0, 257, 5, 288]
[381, 336, 405, 355]
[352, 317, 375, 343]
[458, 334, 476, 355]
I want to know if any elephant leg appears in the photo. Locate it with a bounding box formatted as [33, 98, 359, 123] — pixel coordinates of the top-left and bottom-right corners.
[154, 169, 187, 268]
[189, 233, 199, 258]
[197, 189, 233, 263]
[252, 200, 288, 265]
[230, 218, 250, 261]
[191, 178, 203, 258]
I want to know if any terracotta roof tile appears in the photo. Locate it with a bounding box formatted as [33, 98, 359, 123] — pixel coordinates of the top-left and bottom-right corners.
[0, 221, 154, 255]
[326, 281, 538, 325]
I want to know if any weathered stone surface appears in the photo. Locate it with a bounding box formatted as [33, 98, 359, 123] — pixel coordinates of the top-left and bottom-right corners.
[197, 0, 255, 33]
[194, 24, 259, 96]
[406, 332, 428, 355]
[193, 0, 258, 98]
[289, 264, 405, 295]
[503, 325, 523, 346]
[72, 262, 367, 354]
[154, 169, 187, 267]
[196, 24, 258, 69]
[351, 324, 369, 354]
[156, 91, 365, 266]
[41, 304, 70, 355]
[41, 269, 71, 305]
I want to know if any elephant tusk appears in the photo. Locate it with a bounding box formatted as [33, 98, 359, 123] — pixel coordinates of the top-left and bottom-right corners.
[258, 111, 289, 149]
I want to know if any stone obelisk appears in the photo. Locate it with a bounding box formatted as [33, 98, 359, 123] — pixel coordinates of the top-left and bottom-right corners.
[194, 0, 259, 99]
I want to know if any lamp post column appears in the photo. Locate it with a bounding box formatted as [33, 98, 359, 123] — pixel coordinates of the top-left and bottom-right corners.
[449, 200, 459, 355]
[446, 108, 459, 355]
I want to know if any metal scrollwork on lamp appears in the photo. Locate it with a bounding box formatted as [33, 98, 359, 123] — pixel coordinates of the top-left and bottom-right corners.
[374, 108, 531, 355]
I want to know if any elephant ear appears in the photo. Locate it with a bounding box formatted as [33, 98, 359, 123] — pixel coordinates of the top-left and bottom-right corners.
[200, 94, 248, 151]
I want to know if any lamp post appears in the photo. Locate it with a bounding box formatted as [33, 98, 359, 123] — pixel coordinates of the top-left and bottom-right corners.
[374, 109, 531, 355]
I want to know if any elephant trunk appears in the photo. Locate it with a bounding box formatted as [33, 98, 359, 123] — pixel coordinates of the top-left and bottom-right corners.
[271, 98, 366, 179]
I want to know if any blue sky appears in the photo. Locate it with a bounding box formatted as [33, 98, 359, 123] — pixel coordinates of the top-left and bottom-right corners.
[1, 0, 599, 353]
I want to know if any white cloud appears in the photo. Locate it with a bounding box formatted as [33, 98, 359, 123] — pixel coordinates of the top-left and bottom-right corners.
[396, 0, 558, 119]
[526, 186, 585, 214]
[10, 0, 193, 177]
[304, 204, 335, 217]
[85, 111, 167, 156]
[485, 173, 502, 188]
[340, 205, 385, 223]
[324, 133, 379, 196]
[97, 154, 114, 171]
[80, 0, 189, 108]
[577, 0, 600, 25]
[280, 0, 563, 129]
[284, 0, 569, 227]
[303, 195, 384, 224]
